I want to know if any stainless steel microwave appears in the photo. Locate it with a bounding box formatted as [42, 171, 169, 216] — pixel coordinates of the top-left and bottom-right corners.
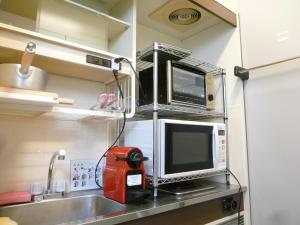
[124, 119, 226, 179]
[138, 60, 215, 110]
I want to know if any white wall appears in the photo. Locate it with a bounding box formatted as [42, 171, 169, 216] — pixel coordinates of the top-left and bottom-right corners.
[0, 116, 108, 193]
[216, 0, 238, 12]
[0, 74, 111, 193]
[244, 59, 300, 225]
[137, 24, 182, 51]
[182, 20, 250, 224]
[240, 0, 300, 224]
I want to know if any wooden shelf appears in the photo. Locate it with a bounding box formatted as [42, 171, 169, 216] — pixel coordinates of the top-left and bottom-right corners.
[64, 0, 130, 40]
[0, 23, 131, 83]
[189, 0, 237, 27]
[0, 91, 58, 117]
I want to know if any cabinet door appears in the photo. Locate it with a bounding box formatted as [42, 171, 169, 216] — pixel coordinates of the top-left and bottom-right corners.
[240, 0, 300, 68]
[119, 194, 243, 225]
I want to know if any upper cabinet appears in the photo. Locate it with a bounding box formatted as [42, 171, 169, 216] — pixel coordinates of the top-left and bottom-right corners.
[0, 0, 136, 121]
[240, 0, 300, 69]
[0, 0, 135, 59]
[0, 0, 136, 85]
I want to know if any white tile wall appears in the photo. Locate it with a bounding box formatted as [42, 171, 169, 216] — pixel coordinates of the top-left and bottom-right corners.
[0, 115, 108, 193]
[0, 70, 113, 194]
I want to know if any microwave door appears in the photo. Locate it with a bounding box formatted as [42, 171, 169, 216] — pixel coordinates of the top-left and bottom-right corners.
[212, 125, 218, 168]
[171, 66, 206, 106]
[167, 60, 172, 104]
[164, 123, 214, 177]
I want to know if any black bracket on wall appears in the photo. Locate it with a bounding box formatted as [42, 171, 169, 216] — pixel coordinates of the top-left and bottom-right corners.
[234, 66, 249, 81]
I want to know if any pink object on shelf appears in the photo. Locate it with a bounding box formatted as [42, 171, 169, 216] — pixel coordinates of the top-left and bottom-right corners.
[0, 192, 31, 206]
[98, 93, 117, 109]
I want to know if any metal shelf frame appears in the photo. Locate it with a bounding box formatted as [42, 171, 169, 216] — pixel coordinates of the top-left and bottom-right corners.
[136, 104, 224, 119]
[147, 170, 228, 185]
[136, 42, 224, 75]
[137, 42, 228, 198]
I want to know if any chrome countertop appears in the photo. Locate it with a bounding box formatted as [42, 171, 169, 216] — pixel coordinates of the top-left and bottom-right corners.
[71, 182, 245, 225]
[0, 182, 246, 225]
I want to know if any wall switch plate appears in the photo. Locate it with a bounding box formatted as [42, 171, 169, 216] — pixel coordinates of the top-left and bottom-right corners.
[70, 159, 104, 191]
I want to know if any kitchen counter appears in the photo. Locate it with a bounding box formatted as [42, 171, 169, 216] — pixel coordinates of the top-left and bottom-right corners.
[72, 182, 245, 225]
[0, 182, 246, 225]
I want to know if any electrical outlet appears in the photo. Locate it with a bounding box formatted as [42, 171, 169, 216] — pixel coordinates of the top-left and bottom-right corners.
[70, 159, 104, 191]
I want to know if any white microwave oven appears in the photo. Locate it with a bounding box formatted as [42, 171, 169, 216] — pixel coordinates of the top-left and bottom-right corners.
[124, 119, 226, 179]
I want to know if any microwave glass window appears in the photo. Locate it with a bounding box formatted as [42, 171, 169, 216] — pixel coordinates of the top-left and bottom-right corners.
[173, 67, 205, 98]
[165, 124, 214, 174]
[172, 131, 210, 165]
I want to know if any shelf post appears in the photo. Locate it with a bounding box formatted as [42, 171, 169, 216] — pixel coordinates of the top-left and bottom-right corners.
[153, 42, 159, 198]
[222, 70, 230, 185]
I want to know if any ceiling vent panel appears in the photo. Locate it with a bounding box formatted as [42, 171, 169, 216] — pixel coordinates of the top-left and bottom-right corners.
[149, 0, 215, 32]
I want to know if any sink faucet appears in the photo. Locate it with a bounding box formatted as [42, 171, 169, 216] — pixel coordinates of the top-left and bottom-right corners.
[46, 149, 66, 194]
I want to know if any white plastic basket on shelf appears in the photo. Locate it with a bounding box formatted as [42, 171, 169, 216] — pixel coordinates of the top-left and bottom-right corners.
[105, 75, 134, 118]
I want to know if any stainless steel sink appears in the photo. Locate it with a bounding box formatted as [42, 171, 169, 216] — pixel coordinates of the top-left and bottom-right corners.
[0, 194, 125, 225]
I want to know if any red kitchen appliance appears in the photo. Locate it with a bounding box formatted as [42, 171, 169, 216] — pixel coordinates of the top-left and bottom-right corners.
[103, 146, 149, 204]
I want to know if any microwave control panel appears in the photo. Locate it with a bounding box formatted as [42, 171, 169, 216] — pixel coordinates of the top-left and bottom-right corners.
[218, 129, 227, 168]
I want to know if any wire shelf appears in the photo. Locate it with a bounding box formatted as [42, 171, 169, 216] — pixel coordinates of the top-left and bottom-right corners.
[147, 170, 227, 185]
[136, 43, 224, 76]
[136, 104, 225, 119]
[137, 43, 192, 62]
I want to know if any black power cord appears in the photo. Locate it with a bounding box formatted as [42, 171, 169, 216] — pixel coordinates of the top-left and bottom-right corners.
[226, 168, 243, 224]
[114, 57, 145, 99]
[95, 69, 126, 188]
[95, 57, 138, 188]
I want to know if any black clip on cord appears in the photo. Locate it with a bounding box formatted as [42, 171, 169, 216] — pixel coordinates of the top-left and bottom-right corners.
[114, 57, 146, 99]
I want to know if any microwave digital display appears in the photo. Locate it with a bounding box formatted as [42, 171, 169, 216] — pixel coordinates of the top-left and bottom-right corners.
[165, 123, 214, 174]
[218, 130, 226, 136]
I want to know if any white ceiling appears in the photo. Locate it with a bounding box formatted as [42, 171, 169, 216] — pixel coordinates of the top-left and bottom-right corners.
[137, 0, 222, 41]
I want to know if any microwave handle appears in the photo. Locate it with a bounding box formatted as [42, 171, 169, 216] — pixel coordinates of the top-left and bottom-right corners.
[167, 60, 172, 104]
[212, 126, 218, 167]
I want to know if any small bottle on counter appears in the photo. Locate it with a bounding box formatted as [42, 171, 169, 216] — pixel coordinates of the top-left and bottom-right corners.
[55, 180, 66, 195]
[29, 182, 44, 202]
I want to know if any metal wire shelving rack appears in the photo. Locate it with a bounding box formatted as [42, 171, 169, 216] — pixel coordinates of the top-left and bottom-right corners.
[136, 42, 228, 197]
[147, 170, 228, 185]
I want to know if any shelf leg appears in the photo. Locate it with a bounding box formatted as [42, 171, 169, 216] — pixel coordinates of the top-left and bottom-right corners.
[226, 173, 230, 185]
[222, 71, 230, 186]
[152, 42, 159, 198]
[153, 187, 158, 199]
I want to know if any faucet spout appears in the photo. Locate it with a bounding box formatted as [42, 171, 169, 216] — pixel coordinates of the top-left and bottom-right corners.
[46, 149, 66, 194]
